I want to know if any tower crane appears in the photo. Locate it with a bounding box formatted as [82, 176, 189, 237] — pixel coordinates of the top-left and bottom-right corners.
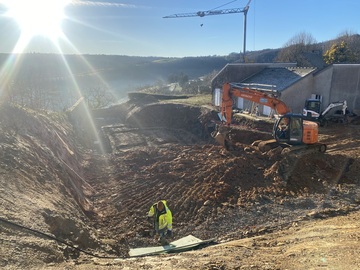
[163, 0, 252, 62]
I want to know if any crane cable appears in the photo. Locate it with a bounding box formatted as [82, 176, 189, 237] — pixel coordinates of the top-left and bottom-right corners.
[199, 0, 239, 27]
[209, 0, 238, 11]
[0, 216, 122, 259]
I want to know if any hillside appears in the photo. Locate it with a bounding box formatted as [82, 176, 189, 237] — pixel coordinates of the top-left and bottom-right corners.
[0, 53, 235, 111]
[0, 53, 231, 86]
[0, 48, 305, 93]
[1, 96, 360, 269]
[3, 34, 360, 97]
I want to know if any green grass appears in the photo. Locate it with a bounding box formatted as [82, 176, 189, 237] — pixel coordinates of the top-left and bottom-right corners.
[161, 94, 212, 106]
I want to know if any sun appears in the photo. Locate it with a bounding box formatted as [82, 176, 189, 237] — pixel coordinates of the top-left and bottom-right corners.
[3, 0, 69, 41]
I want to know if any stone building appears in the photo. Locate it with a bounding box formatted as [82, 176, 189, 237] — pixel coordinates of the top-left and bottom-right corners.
[212, 63, 360, 116]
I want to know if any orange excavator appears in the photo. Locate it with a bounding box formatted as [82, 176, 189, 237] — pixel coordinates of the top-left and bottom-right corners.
[213, 82, 327, 153]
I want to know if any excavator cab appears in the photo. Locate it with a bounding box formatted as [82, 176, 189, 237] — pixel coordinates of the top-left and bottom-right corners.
[303, 99, 321, 119]
[273, 113, 324, 148]
[273, 114, 304, 145]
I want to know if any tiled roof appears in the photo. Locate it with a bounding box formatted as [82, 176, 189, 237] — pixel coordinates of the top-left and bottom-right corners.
[241, 67, 316, 92]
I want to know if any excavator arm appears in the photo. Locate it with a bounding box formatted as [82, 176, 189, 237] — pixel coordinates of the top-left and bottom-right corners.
[320, 101, 347, 117]
[221, 82, 290, 125]
[214, 82, 326, 153]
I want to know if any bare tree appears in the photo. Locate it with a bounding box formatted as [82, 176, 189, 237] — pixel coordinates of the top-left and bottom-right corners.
[276, 32, 319, 66]
[83, 85, 115, 109]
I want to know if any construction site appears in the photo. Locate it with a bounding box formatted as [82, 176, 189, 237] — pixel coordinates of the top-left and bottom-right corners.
[1, 90, 360, 269]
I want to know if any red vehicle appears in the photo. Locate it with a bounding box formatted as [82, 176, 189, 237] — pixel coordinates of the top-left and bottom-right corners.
[214, 82, 326, 153]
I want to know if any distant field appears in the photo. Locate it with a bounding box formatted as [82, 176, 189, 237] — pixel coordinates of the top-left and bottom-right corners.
[161, 94, 212, 106]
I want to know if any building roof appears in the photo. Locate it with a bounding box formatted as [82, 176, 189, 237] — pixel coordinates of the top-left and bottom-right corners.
[242, 67, 316, 92]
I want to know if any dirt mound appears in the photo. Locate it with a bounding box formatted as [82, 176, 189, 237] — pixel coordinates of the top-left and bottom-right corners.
[125, 103, 207, 131]
[86, 103, 360, 254]
[0, 105, 100, 268]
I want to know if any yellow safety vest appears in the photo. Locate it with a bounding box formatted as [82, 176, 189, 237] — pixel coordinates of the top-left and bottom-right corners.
[148, 200, 173, 230]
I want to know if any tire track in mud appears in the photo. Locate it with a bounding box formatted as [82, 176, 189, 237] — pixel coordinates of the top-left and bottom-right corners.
[86, 104, 360, 254]
[91, 140, 356, 247]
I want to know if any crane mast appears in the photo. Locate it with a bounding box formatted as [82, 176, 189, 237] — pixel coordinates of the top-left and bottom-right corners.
[163, 0, 252, 62]
[242, 0, 251, 62]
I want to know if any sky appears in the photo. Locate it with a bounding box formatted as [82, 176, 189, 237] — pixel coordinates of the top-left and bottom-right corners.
[0, 0, 359, 57]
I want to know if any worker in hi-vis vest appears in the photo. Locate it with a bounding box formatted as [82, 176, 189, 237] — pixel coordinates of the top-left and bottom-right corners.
[147, 200, 172, 245]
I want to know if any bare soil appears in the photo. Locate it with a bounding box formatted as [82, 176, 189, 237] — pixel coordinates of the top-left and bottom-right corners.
[1, 99, 360, 270]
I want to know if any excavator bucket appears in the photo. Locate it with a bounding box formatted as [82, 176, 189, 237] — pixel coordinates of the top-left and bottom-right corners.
[211, 129, 232, 151]
[212, 130, 226, 147]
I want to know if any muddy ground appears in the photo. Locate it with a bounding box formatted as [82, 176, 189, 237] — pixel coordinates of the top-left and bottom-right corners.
[1, 98, 360, 269]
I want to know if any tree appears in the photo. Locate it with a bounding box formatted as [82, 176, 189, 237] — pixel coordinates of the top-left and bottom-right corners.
[83, 86, 115, 109]
[324, 31, 360, 63]
[178, 73, 189, 88]
[225, 52, 241, 62]
[167, 72, 189, 87]
[276, 32, 319, 66]
[323, 41, 356, 64]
